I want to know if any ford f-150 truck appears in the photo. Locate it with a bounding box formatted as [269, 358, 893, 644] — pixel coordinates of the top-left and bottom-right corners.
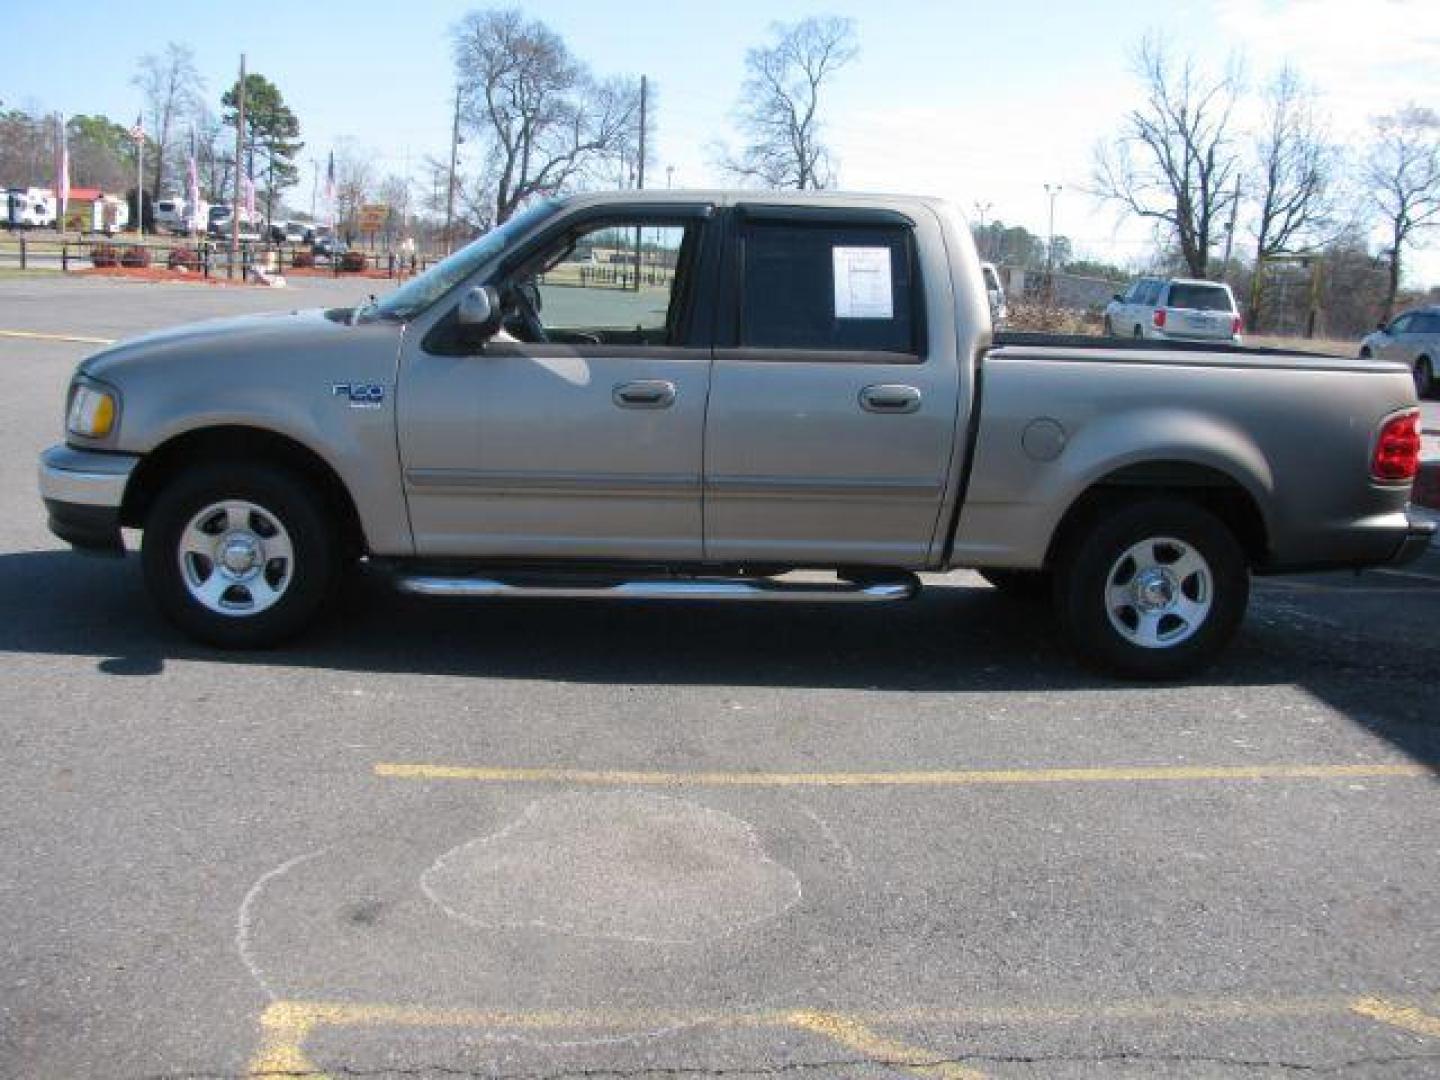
[38, 191, 1433, 677]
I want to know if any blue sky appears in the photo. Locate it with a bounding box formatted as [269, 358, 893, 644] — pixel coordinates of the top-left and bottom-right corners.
[5, 0, 1438, 282]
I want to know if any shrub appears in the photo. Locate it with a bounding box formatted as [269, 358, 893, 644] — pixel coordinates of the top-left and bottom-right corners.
[90, 244, 120, 268]
[339, 250, 368, 273]
[120, 246, 152, 269]
[291, 251, 316, 269]
[167, 247, 199, 270]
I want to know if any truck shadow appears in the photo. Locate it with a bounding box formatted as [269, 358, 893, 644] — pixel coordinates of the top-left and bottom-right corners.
[0, 548, 1436, 770]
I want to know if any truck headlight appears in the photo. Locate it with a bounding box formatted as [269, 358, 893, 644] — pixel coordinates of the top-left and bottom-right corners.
[67, 383, 118, 439]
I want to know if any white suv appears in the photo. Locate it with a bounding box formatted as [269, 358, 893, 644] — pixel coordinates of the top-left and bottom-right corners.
[1105, 277, 1242, 343]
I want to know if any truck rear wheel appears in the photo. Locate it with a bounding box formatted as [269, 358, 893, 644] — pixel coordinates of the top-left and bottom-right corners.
[1055, 499, 1248, 679]
[142, 462, 339, 648]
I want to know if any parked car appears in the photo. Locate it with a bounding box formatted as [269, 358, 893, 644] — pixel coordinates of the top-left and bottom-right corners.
[269, 220, 307, 244]
[207, 204, 262, 242]
[154, 197, 203, 235]
[1105, 277, 1242, 343]
[37, 190, 1431, 678]
[981, 261, 1007, 326]
[310, 232, 345, 260]
[1359, 306, 1439, 398]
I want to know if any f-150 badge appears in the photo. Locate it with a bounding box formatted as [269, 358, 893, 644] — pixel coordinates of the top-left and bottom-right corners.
[332, 382, 386, 409]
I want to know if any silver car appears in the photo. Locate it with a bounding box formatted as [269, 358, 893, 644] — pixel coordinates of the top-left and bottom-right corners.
[1359, 306, 1438, 398]
[1105, 277, 1242, 344]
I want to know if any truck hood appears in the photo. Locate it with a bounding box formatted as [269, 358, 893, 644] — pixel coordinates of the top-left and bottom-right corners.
[79, 307, 374, 380]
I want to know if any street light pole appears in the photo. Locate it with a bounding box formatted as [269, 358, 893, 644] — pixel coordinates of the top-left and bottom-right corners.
[1043, 183, 1062, 306]
[972, 200, 992, 259]
[444, 83, 462, 254]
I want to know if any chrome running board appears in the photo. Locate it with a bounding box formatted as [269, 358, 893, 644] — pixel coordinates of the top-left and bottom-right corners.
[395, 573, 920, 603]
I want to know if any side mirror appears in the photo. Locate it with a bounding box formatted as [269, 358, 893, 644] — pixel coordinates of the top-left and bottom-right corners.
[457, 285, 502, 339]
[1113, 294, 1125, 303]
[1376, 321, 1388, 333]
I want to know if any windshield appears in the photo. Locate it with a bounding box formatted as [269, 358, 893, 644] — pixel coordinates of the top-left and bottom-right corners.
[360, 200, 561, 322]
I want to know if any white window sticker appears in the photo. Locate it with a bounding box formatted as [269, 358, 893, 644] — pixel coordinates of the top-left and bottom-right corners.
[832, 246, 893, 319]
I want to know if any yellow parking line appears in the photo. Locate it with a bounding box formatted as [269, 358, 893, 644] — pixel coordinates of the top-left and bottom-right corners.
[248, 994, 1440, 1078]
[0, 329, 115, 345]
[374, 761, 1431, 787]
[787, 1010, 986, 1079]
[247, 1000, 987, 1079]
[1351, 998, 1440, 1039]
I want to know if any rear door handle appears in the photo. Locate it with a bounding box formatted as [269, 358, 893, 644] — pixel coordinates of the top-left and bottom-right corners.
[859, 384, 922, 414]
[612, 380, 677, 409]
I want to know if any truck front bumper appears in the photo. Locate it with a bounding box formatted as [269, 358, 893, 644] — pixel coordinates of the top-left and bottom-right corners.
[38, 445, 140, 556]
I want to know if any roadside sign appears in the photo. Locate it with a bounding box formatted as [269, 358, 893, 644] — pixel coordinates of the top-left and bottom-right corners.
[357, 203, 389, 232]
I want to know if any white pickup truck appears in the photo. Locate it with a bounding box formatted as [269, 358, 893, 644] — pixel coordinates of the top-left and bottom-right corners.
[39, 190, 1432, 677]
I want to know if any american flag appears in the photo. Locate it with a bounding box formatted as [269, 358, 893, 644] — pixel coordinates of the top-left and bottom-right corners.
[240, 172, 256, 220]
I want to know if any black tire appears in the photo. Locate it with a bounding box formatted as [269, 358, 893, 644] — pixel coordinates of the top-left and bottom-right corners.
[1103, 317, 1115, 337]
[1132, 325, 1144, 340]
[1416, 356, 1434, 399]
[1054, 499, 1249, 680]
[142, 462, 339, 648]
[1359, 346, 1372, 360]
[979, 568, 1053, 603]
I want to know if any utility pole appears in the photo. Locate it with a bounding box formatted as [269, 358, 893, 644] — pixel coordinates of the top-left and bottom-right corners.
[1221, 172, 1242, 281]
[972, 201, 992, 259]
[136, 125, 144, 236]
[230, 53, 245, 279]
[1044, 183, 1062, 303]
[444, 83, 461, 254]
[636, 76, 647, 191]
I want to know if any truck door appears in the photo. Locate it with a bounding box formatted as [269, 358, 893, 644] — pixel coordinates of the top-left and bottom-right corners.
[397, 204, 717, 560]
[703, 205, 961, 567]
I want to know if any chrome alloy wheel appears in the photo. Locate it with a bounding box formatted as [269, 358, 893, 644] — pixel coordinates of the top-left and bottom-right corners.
[1103, 536, 1213, 649]
[177, 500, 295, 617]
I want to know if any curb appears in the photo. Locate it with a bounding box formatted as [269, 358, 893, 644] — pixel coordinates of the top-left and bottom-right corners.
[1415, 460, 1440, 510]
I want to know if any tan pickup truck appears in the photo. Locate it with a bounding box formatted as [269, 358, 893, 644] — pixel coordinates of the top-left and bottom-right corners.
[39, 190, 1432, 677]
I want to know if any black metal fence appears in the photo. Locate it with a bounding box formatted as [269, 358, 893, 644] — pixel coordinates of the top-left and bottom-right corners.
[0, 233, 441, 281]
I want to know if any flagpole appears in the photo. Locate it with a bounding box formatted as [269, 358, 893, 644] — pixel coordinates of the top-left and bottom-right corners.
[137, 125, 144, 236]
[230, 53, 246, 279]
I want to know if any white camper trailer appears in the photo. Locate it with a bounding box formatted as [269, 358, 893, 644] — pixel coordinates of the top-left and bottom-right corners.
[5, 187, 58, 229]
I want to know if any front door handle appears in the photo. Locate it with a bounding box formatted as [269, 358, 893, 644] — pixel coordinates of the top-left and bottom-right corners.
[613, 380, 677, 409]
[859, 384, 922, 414]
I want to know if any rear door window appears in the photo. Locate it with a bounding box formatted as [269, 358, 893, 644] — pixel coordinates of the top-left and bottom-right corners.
[1166, 284, 1235, 312]
[738, 219, 920, 356]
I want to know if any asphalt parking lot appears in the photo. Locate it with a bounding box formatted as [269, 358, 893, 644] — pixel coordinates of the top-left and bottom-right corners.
[1, 276, 1439, 1079]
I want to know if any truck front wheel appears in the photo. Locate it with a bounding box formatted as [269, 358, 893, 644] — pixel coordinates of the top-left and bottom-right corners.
[1055, 499, 1249, 679]
[142, 462, 339, 647]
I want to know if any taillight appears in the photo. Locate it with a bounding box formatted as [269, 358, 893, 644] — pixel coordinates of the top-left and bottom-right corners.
[1153, 309, 1167, 328]
[1371, 410, 1421, 483]
[1232, 315, 1243, 334]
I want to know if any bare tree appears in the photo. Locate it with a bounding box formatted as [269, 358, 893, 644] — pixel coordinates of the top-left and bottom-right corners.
[1093, 37, 1243, 278]
[1246, 66, 1336, 326]
[1364, 105, 1440, 318]
[722, 16, 857, 190]
[132, 43, 203, 202]
[452, 8, 642, 224]
[332, 145, 375, 240]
